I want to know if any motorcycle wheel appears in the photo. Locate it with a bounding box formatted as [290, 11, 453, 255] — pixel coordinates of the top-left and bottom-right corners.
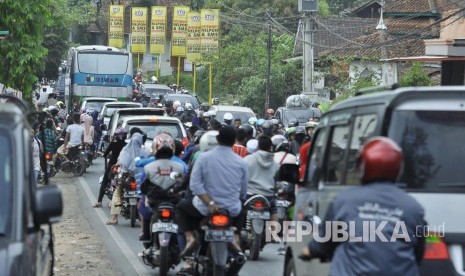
[249, 233, 261, 261]
[130, 205, 137, 228]
[159, 246, 170, 276]
[73, 159, 86, 177]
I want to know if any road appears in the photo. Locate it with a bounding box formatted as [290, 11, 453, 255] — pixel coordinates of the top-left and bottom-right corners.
[74, 157, 285, 275]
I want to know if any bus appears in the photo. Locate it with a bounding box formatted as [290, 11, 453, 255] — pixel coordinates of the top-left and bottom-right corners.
[64, 45, 133, 111]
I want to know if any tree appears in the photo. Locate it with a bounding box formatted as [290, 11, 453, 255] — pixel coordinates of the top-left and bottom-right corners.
[399, 62, 433, 87]
[0, 0, 52, 105]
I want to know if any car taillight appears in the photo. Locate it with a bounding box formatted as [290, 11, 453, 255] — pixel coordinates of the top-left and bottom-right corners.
[211, 214, 229, 227]
[160, 209, 171, 220]
[45, 153, 51, 160]
[130, 181, 137, 190]
[423, 234, 449, 260]
[182, 137, 189, 147]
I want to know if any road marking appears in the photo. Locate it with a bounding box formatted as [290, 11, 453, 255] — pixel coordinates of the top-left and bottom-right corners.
[78, 176, 149, 275]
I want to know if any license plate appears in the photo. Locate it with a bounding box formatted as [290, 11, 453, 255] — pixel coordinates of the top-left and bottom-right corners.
[247, 210, 270, 220]
[152, 222, 178, 233]
[204, 229, 234, 242]
[276, 200, 291, 208]
[124, 191, 138, 197]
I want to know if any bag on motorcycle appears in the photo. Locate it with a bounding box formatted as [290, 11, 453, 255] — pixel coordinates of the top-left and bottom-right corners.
[275, 163, 299, 183]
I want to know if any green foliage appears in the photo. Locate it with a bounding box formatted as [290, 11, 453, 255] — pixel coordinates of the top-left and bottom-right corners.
[399, 62, 433, 87]
[0, 0, 52, 105]
[318, 0, 331, 16]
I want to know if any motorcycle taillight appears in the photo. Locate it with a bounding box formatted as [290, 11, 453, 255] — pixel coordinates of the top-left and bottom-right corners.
[210, 214, 230, 227]
[113, 166, 119, 173]
[160, 209, 172, 221]
[130, 181, 137, 190]
[45, 153, 52, 160]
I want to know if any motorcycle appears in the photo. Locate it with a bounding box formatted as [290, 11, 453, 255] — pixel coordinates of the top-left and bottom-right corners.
[240, 195, 271, 261]
[53, 145, 86, 177]
[192, 210, 247, 276]
[80, 143, 94, 168]
[38, 152, 55, 183]
[113, 166, 139, 227]
[140, 172, 182, 276]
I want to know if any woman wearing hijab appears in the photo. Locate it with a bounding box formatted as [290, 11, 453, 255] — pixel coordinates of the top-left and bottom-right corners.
[91, 110, 102, 153]
[106, 132, 147, 225]
[81, 114, 94, 148]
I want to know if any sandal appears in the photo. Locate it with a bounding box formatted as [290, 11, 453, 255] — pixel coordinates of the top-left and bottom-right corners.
[105, 219, 118, 225]
[180, 240, 198, 258]
[176, 266, 195, 276]
[93, 202, 102, 208]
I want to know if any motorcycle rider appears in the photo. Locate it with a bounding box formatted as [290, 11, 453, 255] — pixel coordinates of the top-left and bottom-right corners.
[265, 108, 274, 120]
[93, 128, 128, 208]
[177, 126, 248, 257]
[212, 97, 219, 105]
[299, 137, 426, 276]
[290, 126, 306, 155]
[233, 118, 242, 130]
[81, 114, 94, 152]
[244, 135, 279, 221]
[139, 133, 186, 242]
[106, 132, 147, 225]
[223, 112, 234, 126]
[182, 126, 201, 164]
[233, 128, 248, 158]
[200, 111, 211, 130]
[56, 113, 84, 164]
[180, 102, 196, 124]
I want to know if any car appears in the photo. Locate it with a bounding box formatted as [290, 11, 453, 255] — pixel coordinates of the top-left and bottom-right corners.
[104, 107, 167, 142]
[79, 97, 117, 113]
[119, 115, 188, 151]
[209, 105, 257, 125]
[162, 93, 200, 110]
[284, 86, 465, 276]
[139, 83, 173, 98]
[275, 95, 322, 128]
[0, 95, 63, 275]
[99, 101, 142, 126]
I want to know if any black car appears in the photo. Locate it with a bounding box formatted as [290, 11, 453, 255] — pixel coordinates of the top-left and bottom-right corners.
[0, 96, 63, 275]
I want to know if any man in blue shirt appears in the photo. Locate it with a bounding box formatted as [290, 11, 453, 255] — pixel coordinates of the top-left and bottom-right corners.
[177, 126, 248, 256]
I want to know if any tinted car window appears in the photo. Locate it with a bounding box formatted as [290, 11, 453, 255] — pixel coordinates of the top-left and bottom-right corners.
[389, 110, 465, 190]
[0, 133, 12, 235]
[325, 125, 351, 184]
[346, 114, 378, 185]
[283, 109, 321, 125]
[215, 111, 255, 125]
[125, 122, 183, 140]
[163, 95, 199, 109]
[85, 101, 113, 112]
[103, 105, 139, 117]
[306, 127, 328, 186]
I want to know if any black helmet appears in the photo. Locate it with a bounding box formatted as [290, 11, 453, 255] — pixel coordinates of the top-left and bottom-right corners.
[288, 118, 299, 127]
[295, 126, 305, 135]
[212, 98, 219, 105]
[193, 130, 206, 144]
[239, 124, 254, 138]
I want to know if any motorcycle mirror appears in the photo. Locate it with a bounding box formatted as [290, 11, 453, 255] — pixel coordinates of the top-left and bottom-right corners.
[170, 172, 182, 180]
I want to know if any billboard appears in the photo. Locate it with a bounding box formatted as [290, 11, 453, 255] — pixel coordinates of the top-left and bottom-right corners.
[201, 9, 220, 57]
[171, 6, 190, 57]
[131, 7, 148, 53]
[187, 12, 201, 62]
[150, 6, 167, 54]
[108, 5, 124, 48]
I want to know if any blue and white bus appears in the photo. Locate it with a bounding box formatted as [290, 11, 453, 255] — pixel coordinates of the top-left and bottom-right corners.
[64, 45, 133, 110]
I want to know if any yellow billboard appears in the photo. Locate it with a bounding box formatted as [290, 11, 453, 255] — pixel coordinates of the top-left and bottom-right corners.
[187, 12, 201, 62]
[108, 5, 124, 48]
[131, 7, 148, 53]
[201, 9, 220, 57]
[150, 6, 167, 54]
[171, 6, 190, 57]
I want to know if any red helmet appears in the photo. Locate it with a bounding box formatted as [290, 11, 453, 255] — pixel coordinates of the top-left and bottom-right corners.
[357, 137, 403, 184]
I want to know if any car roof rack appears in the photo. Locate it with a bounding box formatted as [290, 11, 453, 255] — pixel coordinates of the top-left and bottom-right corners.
[0, 95, 29, 113]
[355, 83, 399, 96]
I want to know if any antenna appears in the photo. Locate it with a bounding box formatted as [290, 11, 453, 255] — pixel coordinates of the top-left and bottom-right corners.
[376, 0, 387, 30]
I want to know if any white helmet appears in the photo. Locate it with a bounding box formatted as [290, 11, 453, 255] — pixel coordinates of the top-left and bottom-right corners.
[199, 130, 219, 152]
[173, 100, 182, 109]
[223, 112, 233, 121]
[185, 102, 193, 110]
[151, 76, 157, 83]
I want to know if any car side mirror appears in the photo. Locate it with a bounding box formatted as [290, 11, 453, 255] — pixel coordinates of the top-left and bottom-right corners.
[34, 185, 63, 226]
[100, 124, 107, 131]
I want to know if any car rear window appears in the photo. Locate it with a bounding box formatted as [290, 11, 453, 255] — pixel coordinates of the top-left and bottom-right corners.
[126, 122, 183, 140]
[85, 100, 115, 112]
[215, 111, 255, 125]
[389, 110, 465, 191]
[0, 133, 12, 236]
[163, 95, 199, 109]
[104, 105, 140, 117]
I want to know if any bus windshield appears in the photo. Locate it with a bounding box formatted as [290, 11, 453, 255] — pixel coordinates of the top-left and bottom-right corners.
[78, 53, 129, 74]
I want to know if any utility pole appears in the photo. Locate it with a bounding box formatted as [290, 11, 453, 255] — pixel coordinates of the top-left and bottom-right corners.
[302, 13, 315, 97]
[266, 10, 272, 112]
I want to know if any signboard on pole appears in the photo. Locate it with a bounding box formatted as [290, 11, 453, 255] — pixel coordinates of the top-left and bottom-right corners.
[108, 5, 124, 48]
[201, 9, 220, 57]
[150, 6, 167, 54]
[131, 7, 148, 53]
[171, 6, 190, 57]
[187, 12, 201, 62]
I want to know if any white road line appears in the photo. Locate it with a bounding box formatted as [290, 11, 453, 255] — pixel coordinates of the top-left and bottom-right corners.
[77, 176, 149, 275]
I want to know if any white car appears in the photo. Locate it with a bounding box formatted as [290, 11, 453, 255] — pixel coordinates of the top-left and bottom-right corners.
[99, 102, 142, 126]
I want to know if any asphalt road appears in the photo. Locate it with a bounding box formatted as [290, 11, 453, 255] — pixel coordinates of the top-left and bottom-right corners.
[74, 157, 285, 275]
